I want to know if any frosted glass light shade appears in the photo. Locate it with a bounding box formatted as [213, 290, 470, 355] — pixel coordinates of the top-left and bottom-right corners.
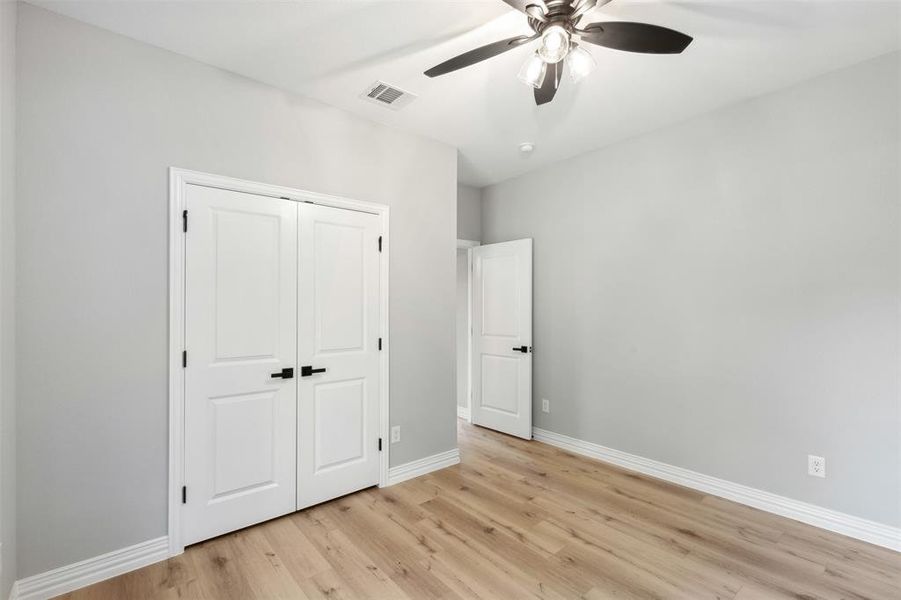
[517, 52, 547, 88]
[567, 45, 596, 83]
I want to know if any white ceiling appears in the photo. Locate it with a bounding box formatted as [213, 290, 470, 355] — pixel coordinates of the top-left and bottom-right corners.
[31, 0, 901, 186]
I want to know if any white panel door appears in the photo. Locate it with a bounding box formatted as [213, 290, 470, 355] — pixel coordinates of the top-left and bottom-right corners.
[297, 204, 381, 509]
[471, 239, 532, 439]
[183, 185, 298, 545]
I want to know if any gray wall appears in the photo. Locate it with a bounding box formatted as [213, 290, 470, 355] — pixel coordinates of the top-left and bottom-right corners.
[0, 1, 16, 596]
[457, 184, 481, 242]
[17, 4, 456, 577]
[482, 52, 900, 527]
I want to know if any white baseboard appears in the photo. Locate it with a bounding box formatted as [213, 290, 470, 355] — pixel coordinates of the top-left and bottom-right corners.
[457, 406, 470, 421]
[11, 434, 897, 600]
[387, 448, 460, 486]
[532, 427, 901, 552]
[14, 537, 168, 600]
[12, 449, 458, 599]
[10, 448, 453, 599]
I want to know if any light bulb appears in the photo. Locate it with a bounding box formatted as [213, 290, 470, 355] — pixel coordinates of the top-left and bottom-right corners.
[538, 24, 570, 64]
[517, 52, 547, 89]
[567, 44, 596, 83]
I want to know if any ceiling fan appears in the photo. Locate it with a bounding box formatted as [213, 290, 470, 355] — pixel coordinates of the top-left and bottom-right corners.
[424, 0, 692, 106]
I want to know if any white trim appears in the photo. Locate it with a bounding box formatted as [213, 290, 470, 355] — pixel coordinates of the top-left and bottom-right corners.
[456, 240, 478, 421]
[7, 581, 17, 600]
[168, 168, 390, 556]
[167, 169, 186, 558]
[13, 537, 168, 600]
[386, 449, 460, 486]
[532, 427, 901, 552]
[379, 207, 391, 495]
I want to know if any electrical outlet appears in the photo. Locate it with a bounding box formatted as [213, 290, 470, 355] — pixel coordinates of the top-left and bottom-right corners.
[541, 399, 550, 413]
[808, 455, 826, 478]
[390, 425, 401, 444]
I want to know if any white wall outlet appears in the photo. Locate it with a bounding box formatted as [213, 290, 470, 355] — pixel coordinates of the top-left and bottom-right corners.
[808, 455, 826, 478]
[390, 425, 401, 444]
[541, 398, 550, 413]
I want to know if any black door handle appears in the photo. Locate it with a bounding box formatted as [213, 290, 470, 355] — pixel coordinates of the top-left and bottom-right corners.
[270, 367, 294, 379]
[513, 346, 531, 353]
[301, 366, 327, 377]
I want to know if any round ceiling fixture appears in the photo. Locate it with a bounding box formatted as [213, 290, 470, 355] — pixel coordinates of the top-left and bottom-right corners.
[519, 142, 536, 154]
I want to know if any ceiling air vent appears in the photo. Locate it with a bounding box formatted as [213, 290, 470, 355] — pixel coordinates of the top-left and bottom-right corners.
[361, 81, 416, 110]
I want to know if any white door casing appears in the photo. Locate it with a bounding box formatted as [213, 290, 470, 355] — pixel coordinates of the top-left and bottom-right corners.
[471, 239, 533, 439]
[182, 185, 298, 545]
[456, 239, 479, 421]
[297, 204, 382, 509]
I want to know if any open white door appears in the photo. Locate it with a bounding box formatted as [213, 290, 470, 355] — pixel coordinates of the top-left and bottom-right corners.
[296, 204, 381, 509]
[183, 185, 298, 545]
[471, 239, 533, 439]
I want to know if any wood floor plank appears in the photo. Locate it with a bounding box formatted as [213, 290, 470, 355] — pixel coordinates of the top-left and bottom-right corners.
[59, 420, 901, 599]
[259, 516, 331, 582]
[415, 515, 564, 600]
[318, 493, 453, 600]
[226, 526, 312, 599]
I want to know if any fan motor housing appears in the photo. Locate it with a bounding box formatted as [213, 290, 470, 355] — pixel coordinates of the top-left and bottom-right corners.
[528, 1, 580, 34]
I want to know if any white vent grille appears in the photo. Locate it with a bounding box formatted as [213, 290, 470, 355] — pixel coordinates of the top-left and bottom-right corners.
[361, 81, 416, 110]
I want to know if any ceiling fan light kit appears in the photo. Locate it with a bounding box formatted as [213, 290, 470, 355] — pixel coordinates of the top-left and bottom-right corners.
[424, 0, 693, 106]
[538, 24, 571, 63]
[566, 44, 596, 83]
[518, 52, 548, 88]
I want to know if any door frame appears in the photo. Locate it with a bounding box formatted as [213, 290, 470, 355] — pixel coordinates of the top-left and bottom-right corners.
[167, 168, 390, 557]
[456, 239, 479, 422]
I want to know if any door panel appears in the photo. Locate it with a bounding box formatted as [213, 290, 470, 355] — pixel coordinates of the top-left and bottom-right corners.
[211, 211, 284, 360]
[297, 204, 381, 509]
[480, 354, 520, 415]
[313, 221, 366, 353]
[472, 239, 533, 439]
[481, 255, 520, 336]
[314, 379, 366, 470]
[183, 185, 298, 545]
[210, 391, 279, 498]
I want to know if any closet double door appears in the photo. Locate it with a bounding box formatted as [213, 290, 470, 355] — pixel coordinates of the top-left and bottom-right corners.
[182, 185, 381, 546]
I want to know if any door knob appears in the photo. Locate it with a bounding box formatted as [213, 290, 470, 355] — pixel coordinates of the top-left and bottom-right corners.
[512, 346, 531, 353]
[301, 366, 327, 377]
[270, 367, 294, 379]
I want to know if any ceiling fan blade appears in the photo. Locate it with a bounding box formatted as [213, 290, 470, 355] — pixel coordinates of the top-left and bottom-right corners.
[577, 21, 692, 54]
[424, 35, 537, 77]
[500, 0, 548, 21]
[534, 60, 563, 106]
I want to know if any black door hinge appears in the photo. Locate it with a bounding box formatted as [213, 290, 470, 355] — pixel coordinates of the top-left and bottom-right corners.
[182, 350, 187, 368]
[182, 486, 187, 504]
[378, 337, 382, 351]
[378, 235, 382, 253]
[378, 437, 383, 451]
[182, 210, 188, 232]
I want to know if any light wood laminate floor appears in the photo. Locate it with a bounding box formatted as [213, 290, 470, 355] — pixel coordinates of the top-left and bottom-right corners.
[61, 420, 900, 599]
